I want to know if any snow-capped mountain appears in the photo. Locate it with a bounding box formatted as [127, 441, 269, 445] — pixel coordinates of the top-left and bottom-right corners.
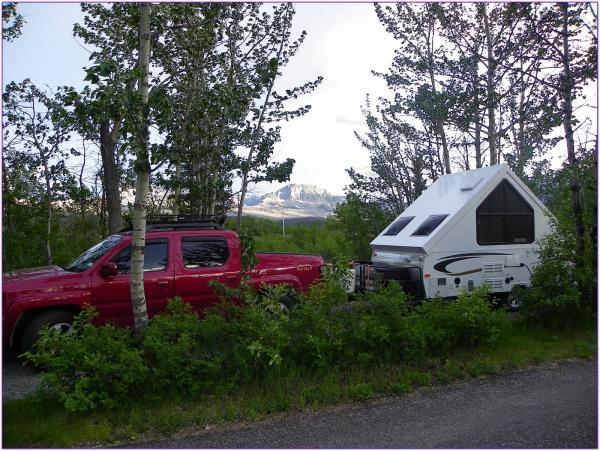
[243, 184, 345, 219]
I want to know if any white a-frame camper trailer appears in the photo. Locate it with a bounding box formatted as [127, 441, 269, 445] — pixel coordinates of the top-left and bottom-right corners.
[353, 164, 552, 307]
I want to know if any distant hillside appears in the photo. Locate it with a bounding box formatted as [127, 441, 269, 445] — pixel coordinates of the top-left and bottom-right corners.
[243, 184, 345, 219]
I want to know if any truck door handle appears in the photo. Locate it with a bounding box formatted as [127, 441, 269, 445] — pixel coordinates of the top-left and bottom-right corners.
[225, 274, 237, 281]
[157, 279, 170, 287]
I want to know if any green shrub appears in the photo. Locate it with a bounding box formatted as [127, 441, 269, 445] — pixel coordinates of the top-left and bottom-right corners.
[142, 298, 227, 398]
[330, 283, 405, 363]
[284, 262, 352, 369]
[522, 225, 594, 328]
[144, 296, 290, 398]
[522, 150, 597, 328]
[415, 287, 503, 354]
[286, 298, 343, 370]
[25, 307, 147, 412]
[25, 270, 504, 413]
[225, 300, 290, 375]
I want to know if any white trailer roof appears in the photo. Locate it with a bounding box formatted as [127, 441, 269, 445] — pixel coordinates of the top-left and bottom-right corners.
[370, 164, 549, 254]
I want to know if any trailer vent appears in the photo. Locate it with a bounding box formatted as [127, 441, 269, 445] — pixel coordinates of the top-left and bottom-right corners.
[460, 176, 483, 191]
[483, 263, 503, 274]
[483, 278, 503, 291]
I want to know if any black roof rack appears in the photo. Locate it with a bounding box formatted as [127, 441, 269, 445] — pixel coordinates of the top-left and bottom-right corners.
[118, 214, 227, 233]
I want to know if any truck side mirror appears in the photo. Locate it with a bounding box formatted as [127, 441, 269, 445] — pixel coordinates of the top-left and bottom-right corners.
[100, 262, 118, 278]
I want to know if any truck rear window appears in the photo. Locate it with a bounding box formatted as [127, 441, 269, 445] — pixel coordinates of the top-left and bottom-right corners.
[182, 237, 229, 268]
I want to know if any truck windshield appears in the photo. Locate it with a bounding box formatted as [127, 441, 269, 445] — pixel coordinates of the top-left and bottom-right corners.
[63, 235, 123, 273]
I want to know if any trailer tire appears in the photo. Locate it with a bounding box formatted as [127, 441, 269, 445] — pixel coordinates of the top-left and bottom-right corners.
[20, 310, 75, 354]
[507, 286, 526, 311]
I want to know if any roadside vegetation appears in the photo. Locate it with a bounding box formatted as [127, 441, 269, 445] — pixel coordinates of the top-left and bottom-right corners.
[4, 256, 597, 447]
[4, 296, 595, 447]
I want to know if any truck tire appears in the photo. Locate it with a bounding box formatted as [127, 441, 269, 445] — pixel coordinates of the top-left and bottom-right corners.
[20, 310, 75, 354]
[278, 295, 295, 313]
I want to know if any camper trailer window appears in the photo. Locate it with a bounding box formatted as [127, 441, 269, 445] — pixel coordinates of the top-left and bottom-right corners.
[383, 216, 415, 236]
[411, 214, 449, 236]
[476, 180, 534, 245]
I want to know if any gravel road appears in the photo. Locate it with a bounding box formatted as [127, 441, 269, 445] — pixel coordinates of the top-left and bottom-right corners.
[2, 351, 41, 401]
[122, 359, 597, 449]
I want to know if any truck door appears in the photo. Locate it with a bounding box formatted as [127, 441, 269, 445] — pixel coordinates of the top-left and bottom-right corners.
[173, 235, 240, 311]
[91, 237, 175, 326]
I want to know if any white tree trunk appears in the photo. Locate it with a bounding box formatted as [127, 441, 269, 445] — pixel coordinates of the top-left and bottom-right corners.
[130, 3, 151, 334]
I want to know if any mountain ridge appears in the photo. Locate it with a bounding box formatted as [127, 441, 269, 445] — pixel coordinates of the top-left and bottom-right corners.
[243, 184, 345, 219]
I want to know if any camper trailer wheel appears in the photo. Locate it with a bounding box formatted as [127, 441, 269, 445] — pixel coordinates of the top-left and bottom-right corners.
[507, 287, 525, 311]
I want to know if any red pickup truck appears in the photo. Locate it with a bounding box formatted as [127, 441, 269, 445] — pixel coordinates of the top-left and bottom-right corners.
[3, 223, 324, 352]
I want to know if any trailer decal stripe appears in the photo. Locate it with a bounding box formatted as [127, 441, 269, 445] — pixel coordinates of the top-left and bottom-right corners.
[433, 253, 510, 276]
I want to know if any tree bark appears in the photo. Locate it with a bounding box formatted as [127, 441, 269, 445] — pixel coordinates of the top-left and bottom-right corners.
[482, 5, 498, 166]
[172, 161, 181, 215]
[560, 3, 585, 256]
[79, 141, 87, 217]
[473, 80, 482, 168]
[130, 2, 151, 335]
[42, 159, 52, 265]
[515, 71, 527, 176]
[474, 118, 482, 168]
[428, 66, 450, 173]
[100, 120, 123, 233]
[208, 164, 218, 216]
[100, 173, 106, 229]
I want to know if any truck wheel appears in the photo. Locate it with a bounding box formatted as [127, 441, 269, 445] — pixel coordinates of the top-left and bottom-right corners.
[278, 295, 294, 313]
[20, 310, 75, 354]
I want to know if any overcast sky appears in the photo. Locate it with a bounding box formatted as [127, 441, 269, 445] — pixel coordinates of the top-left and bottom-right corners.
[2, 2, 399, 196]
[3, 2, 596, 197]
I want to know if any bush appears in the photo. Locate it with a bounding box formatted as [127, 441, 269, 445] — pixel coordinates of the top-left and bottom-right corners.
[25, 307, 147, 412]
[415, 288, 503, 354]
[284, 262, 354, 369]
[26, 271, 504, 412]
[142, 298, 226, 398]
[521, 224, 594, 328]
[329, 282, 407, 363]
[285, 296, 343, 370]
[144, 296, 290, 399]
[522, 149, 597, 328]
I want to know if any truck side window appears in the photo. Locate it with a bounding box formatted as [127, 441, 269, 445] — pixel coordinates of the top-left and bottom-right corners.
[182, 237, 229, 268]
[112, 239, 168, 274]
[476, 180, 534, 245]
